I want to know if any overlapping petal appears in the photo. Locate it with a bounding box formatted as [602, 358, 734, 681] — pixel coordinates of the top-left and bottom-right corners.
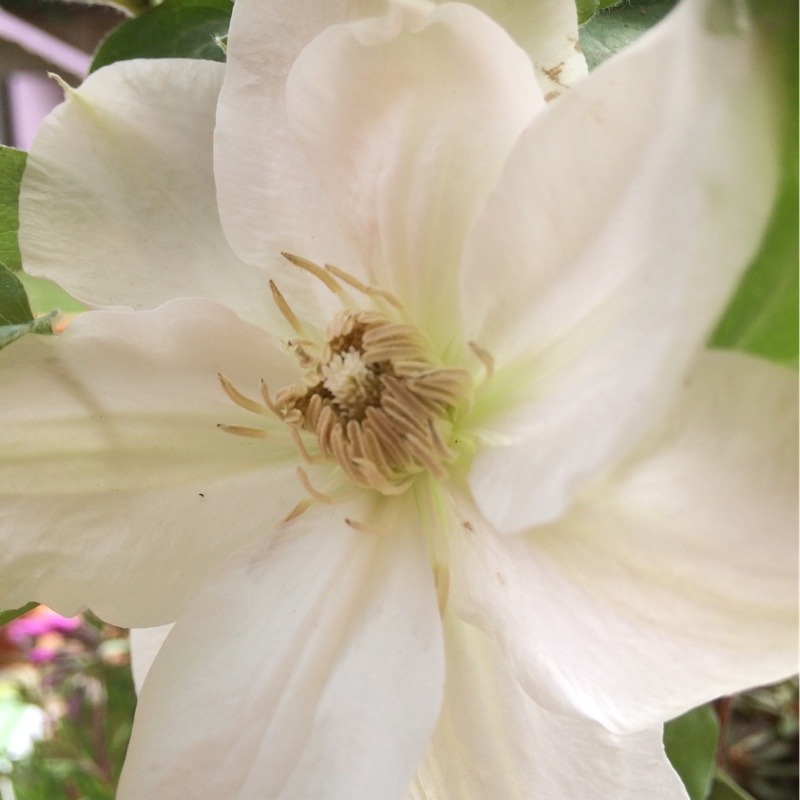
[215, 0, 376, 324]
[451, 351, 798, 732]
[460, 0, 780, 532]
[407, 615, 688, 800]
[215, 0, 584, 292]
[130, 624, 173, 693]
[0, 299, 305, 627]
[19, 59, 271, 327]
[118, 500, 444, 800]
[284, 1, 542, 346]
[460, 0, 586, 96]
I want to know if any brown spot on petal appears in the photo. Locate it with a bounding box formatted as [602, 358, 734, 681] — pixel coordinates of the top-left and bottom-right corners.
[543, 62, 565, 85]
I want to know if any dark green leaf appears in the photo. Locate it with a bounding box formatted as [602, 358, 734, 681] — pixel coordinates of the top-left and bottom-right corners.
[664, 705, 720, 800]
[579, 0, 680, 69]
[0, 146, 27, 272]
[708, 770, 758, 800]
[0, 264, 60, 350]
[0, 601, 38, 627]
[0, 262, 33, 325]
[90, 0, 233, 73]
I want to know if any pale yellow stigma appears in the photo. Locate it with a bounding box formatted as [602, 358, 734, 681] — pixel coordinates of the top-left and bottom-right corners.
[321, 348, 381, 416]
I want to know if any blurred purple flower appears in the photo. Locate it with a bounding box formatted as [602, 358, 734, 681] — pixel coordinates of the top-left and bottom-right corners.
[6, 607, 80, 644]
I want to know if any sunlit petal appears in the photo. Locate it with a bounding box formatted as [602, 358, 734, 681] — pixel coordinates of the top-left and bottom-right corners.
[0, 299, 305, 626]
[452, 351, 798, 731]
[119, 500, 444, 800]
[407, 614, 687, 800]
[285, 1, 542, 346]
[20, 59, 271, 325]
[130, 625, 173, 694]
[461, 0, 779, 531]
[214, 0, 377, 324]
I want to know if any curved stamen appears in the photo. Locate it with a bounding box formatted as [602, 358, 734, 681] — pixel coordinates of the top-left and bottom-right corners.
[218, 373, 269, 416]
[269, 280, 306, 337]
[282, 252, 344, 295]
[468, 340, 495, 380]
[217, 423, 269, 439]
[288, 426, 319, 464]
[325, 263, 404, 310]
[259, 379, 283, 418]
[345, 517, 388, 535]
[296, 466, 334, 504]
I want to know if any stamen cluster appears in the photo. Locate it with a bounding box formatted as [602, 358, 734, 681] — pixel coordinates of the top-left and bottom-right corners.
[218, 254, 473, 497]
[277, 309, 471, 494]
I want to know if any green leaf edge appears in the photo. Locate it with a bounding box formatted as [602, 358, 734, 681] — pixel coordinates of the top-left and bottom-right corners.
[707, 769, 758, 800]
[664, 704, 720, 800]
[577, 0, 624, 26]
[709, 0, 799, 368]
[0, 310, 58, 351]
[90, 0, 234, 73]
[0, 601, 38, 628]
[0, 146, 27, 272]
[0, 262, 33, 325]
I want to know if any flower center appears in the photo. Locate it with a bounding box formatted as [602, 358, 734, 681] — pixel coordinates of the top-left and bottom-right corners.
[276, 309, 471, 494]
[217, 254, 477, 499]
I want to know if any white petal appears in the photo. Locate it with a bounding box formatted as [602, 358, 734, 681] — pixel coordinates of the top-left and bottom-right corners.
[118, 499, 444, 800]
[0, 299, 306, 627]
[215, 0, 375, 323]
[460, 0, 780, 532]
[454, 0, 587, 97]
[284, 1, 542, 347]
[451, 351, 798, 732]
[130, 625, 173, 694]
[407, 614, 687, 800]
[19, 59, 271, 325]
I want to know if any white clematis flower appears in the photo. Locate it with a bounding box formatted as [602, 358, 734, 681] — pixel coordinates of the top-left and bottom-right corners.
[1, 0, 797, 797]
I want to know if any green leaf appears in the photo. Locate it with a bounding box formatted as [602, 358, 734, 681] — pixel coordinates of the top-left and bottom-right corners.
[0, 313, 58, 351]
[0, 263, 33, 325]
[90, 0, 233, 73]
[577, 0, 625, 26]
[708, 770, 758, 800]
[0, 146, 27, 272]
[710, 166, 798, 366]
[579, 0, 680, 69]
[577, 0, 600, 26]
[0, 601, 38, 628]
[664, 705, 720, 800]
[0, 265, 59, 350]
[710, 0, 798, 368]
[17, 272, 86, 319]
